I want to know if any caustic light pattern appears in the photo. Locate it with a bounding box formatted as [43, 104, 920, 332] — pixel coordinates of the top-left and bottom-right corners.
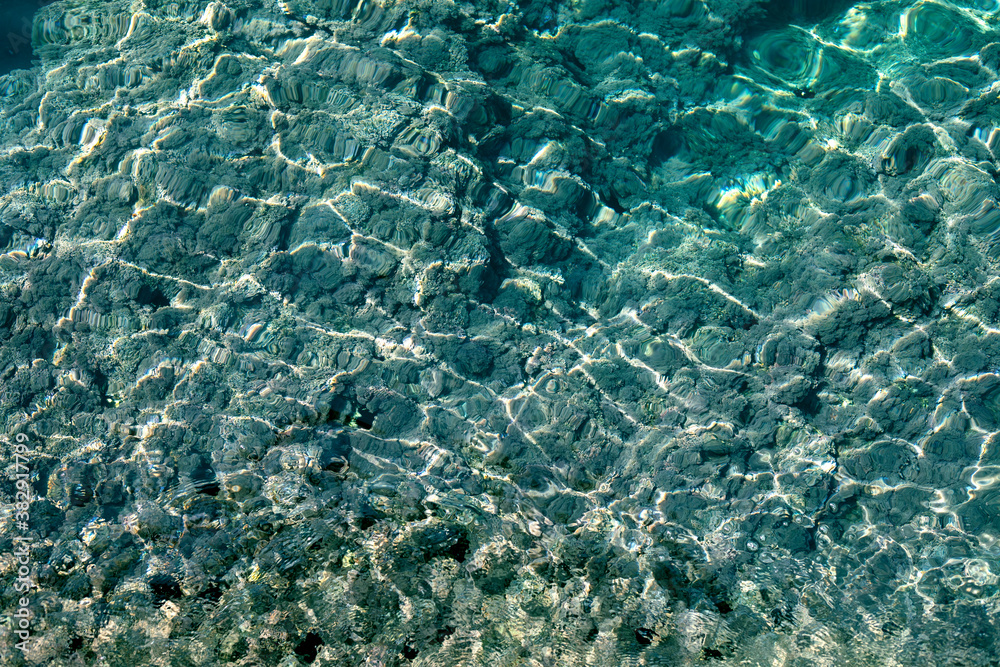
[2, 0, 1000, 665]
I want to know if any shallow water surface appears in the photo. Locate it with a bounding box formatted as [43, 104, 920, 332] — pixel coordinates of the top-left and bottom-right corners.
[2, 0, 1000, 665]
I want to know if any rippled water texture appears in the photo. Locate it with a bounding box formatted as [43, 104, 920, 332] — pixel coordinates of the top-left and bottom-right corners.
[5, 0, 1000, 665]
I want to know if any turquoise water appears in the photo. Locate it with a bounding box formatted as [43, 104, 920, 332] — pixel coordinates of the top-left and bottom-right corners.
[2, 0, 1000, 665]
[0, 0, 48, 76]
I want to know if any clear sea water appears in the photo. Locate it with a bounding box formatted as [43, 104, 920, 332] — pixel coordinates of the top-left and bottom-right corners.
[2, 0, 1000, 665]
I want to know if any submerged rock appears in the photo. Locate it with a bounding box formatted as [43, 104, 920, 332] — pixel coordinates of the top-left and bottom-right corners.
[3, 0, 1000, 665]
